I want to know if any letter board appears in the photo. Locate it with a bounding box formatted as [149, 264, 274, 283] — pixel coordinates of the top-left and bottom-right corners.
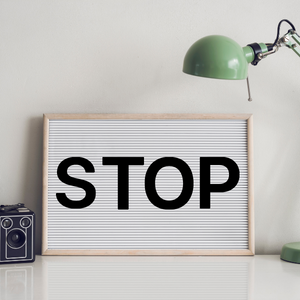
[42, 114, 254, 255]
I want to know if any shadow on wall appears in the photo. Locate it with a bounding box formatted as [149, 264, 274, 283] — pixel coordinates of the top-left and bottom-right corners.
[21, 117, 44, 255]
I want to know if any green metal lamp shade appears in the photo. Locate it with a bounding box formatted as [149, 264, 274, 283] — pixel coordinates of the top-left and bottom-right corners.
[183, 35, 249, 80]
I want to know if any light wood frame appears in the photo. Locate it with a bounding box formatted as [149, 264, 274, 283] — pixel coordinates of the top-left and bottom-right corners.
[42, 113, 254, 256]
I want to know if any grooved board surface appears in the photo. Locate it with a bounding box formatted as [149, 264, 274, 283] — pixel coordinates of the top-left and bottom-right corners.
[47, 119, 249, 250]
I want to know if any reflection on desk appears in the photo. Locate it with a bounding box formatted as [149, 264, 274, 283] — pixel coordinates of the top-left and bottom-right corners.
[1, 255, 300, 299]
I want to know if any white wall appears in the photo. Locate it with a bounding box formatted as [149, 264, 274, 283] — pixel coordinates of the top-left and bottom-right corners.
[1, 0, 299, 255]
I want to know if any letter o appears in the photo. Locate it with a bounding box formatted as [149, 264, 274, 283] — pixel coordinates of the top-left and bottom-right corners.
[145, 157, 194, 210]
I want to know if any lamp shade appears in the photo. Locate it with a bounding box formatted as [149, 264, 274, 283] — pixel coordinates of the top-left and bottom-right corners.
[183, 35, 249, 80]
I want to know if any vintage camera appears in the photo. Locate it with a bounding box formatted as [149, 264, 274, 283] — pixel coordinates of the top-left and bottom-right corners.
[0, 204, 35, 264]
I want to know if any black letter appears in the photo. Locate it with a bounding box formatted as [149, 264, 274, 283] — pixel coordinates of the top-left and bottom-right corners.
[145, 157, 194, 210]
[56, 157, 96, 209]
[102, 157, 144, 209]
[200, 157, 240, 209]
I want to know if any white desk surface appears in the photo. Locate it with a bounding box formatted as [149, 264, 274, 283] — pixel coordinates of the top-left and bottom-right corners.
[0, 255, 299, 299]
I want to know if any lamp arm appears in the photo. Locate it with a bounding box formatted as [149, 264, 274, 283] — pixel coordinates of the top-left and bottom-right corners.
[249, 19, 300, 62]
[278, 30, 300, 57]
[256, 31, 300, 60]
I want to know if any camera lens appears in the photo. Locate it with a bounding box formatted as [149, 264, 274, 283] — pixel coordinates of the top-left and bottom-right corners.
[7, 229, 26, 249]
[2, 219, 12, 229]
[12, 234, 20, 242]
[21, 218, 31, 228]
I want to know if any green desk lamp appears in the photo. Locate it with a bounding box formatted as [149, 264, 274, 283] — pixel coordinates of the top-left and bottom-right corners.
[183, 19, 300, 263]
[183, 19, 300, 102]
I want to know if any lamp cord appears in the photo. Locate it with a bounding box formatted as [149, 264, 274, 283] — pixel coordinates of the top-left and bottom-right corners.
[272, 19, 296, 47]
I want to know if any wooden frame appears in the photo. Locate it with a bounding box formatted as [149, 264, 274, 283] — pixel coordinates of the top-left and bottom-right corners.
[42, 114, 254, 255]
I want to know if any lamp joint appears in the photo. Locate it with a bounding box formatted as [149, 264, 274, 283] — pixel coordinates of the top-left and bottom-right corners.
[247, 43, 263, 66]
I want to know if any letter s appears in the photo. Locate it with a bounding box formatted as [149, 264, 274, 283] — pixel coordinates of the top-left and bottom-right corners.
[56, 157, 96, 209]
